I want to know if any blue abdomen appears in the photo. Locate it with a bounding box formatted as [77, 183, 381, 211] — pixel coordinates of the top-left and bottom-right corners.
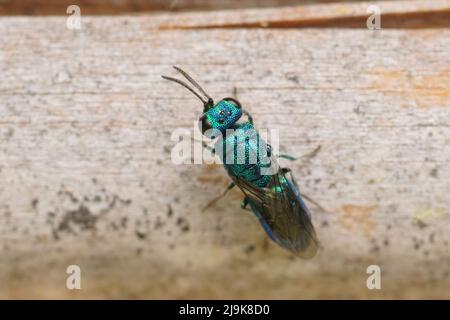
[214, 122, 272, 188]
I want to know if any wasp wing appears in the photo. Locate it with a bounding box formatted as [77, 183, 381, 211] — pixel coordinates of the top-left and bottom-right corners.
[231, 168, 319, 258]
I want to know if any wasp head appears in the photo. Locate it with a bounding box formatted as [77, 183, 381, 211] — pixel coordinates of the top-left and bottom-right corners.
[200, 98, 242, 137]
[162, 66, 243, 139]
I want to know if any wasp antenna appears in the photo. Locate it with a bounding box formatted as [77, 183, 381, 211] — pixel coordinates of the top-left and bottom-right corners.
[172, 66, 213, 101]
[162, 75, 207, 104]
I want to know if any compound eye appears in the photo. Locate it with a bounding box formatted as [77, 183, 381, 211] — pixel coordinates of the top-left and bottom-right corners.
[223, 97, 242, 109]
[199, 115, 212, 134]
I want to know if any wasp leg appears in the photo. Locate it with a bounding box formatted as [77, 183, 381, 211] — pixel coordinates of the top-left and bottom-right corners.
[241, 197, 252, 212]
[281, 167, 292, 174]
[202, 182, 235, 211]
[278, 145, 322, 162]
[278, 154, 298, 161]
[268, 144, 297, 162]
[282, 168, 302, 193]
[283, 168, 329, 213]
[241, 197, 249, 209]
[300, 193, 328, 213]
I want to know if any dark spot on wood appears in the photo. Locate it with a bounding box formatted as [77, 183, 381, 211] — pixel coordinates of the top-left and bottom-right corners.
[413, 237, 423, 250]
[167, 204, 173, 218]
[3, 210, 11, 218]
[59, 189, 78, 203]
[262, 237, 270, 251]
[430, 167, 438, 178]
[120, 198, 132, 206]
[5, 127, 14, 140]
[415, 219, 428, 229]
[135, 230, 147, 240]
[31, 198, 39, 209]
[245, 245, 255, 254]
[232, 87, 238, 98]
[121, 217, 128, 228]
[285, 72, 299, 84]
[429, 232, 435, 244]
[154, 216, 164, 230]
[353, 106, 363, 114]
[55, 205, 97, 237]
[177, 217, 190, 232]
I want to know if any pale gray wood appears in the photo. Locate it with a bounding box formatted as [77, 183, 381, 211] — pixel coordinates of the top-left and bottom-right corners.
[157, 0, 450, 29]
[0, 15, 449, 298]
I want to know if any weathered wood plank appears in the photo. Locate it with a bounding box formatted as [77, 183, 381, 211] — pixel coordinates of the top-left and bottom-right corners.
[157, 0, 450, 29]
[0, 14, 449, 299]
[0, 0, 383, 15]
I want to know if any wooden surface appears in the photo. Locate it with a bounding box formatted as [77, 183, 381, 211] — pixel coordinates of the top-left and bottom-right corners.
[0, 0, 383, 15]
[0, 1, 450, 299]
[158, 0, 450, 29]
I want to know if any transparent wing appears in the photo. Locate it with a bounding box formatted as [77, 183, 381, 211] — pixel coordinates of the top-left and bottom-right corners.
[231, 167, 319, 258]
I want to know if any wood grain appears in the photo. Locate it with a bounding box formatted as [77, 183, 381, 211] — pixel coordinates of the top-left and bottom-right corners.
[0, 0, 383, 15]
[157, 0, 450, 29]
[0, 12, 449, 299]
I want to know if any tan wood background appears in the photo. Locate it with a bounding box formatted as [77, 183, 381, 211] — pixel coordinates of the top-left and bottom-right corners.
[0, 0, 449, 299]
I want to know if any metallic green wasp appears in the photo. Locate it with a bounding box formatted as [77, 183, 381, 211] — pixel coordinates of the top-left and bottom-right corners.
[163, 66, 319, 258]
